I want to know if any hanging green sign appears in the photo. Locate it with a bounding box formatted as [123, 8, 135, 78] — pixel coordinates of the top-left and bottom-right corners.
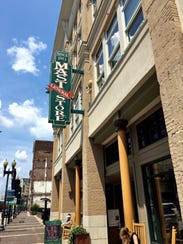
[48, 51, 72, 127]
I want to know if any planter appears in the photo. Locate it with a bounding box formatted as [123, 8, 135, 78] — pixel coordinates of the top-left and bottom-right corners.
[68, 225, 90, 244]
[74, 233, 90, 244]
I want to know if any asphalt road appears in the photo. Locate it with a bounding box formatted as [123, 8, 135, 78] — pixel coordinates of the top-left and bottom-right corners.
[0, 211, 44, 244]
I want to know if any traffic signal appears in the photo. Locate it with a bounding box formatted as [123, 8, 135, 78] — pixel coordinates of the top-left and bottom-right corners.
[17, 186, 22, 204]
[12, 179, 21, 203]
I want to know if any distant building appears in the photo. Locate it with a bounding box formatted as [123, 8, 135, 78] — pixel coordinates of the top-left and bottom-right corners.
[29, 140, 53, 209]
[20, 178, 30, 209]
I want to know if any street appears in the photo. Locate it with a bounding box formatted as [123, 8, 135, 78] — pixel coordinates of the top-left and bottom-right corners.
[0, 212, 44, 244]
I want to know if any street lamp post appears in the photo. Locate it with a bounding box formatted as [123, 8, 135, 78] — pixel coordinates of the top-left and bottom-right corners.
[0, 159, 16, 231]
[41, 157, 51, 224]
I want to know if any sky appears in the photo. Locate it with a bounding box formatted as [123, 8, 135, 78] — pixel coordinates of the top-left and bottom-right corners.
[0, 0, 62, 196]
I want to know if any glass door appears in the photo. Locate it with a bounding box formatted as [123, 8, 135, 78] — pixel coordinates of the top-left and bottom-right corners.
[142, 156, 181, 244]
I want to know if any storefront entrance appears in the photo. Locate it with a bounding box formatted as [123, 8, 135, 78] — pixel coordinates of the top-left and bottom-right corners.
[142, 156, 181, 244]
[106, 183, 123, 244]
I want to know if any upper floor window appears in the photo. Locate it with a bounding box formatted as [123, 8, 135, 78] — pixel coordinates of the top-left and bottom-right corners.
[107, 15, 121, 69]
[122, 0, 144, 40]
[74, 87, 82, 125]
[95, 44, 104, 89]
[105, 134, 131, 166]
[71, 51, 77, 69]
[58, 130, 63, 154]
[78, 0, 82, 20]
[136, 108, 167, 149]
[70, 85, 82, 135]
[105, 141, 119, 166]
[92, 0, 97, 18]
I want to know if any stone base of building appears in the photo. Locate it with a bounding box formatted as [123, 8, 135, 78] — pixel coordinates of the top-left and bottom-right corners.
[83, 215, 108, 244]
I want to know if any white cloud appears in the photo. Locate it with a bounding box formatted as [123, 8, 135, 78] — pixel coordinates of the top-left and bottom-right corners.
[0, 100, 13, 127]
[0, 112, 14, 127]
[111, 31, 119, 47]
[8, 99, 40, 126]
[15, 150, 28, 161]
[7, 36, 47, 75]
[0, 99, 52, 138]
[26, 36, 46, 53]
[30, 117, 52, 138]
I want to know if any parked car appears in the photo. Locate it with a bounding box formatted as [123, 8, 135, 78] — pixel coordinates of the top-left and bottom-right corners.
[163, 202, 180, 228]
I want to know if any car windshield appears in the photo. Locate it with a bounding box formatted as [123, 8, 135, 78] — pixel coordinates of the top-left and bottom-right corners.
[163, 204, 175, 215]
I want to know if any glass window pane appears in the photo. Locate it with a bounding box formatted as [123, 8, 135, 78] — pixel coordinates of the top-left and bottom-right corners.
[142, 158, 181, 243]
[107, 15, 117, 38]
[136, 108, 167, 149]
[96, 45, 104, 78]
[96, 55, 104, 77]
[107, 15, 120, 58]
[124, 0, 141, 26]
[128, 9, 144, 39]
[121, 0, 127, 5]
[108, 25, 120, 57]
[110, 47, 121, 68]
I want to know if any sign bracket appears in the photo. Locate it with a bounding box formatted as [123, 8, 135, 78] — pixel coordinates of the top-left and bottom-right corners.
[72, 68, 84, 75]
[71, 109, 84, 115]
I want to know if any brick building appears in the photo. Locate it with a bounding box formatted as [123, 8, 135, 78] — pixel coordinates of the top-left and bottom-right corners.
[29, 140, 53, 209]
[49, 1, 183, 243]
[20, 178, 30, 209]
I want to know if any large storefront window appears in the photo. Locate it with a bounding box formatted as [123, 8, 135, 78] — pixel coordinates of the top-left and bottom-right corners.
[136, 108, 167, 149]
[142, 157, 182, 243]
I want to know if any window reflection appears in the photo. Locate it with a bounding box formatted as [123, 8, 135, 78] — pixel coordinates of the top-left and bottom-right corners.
[107, 15, 121, 69]
[122, 0, 144, 40]
[128, 9, 144, 40]
[96, 44, 104, 77]
[136, 108, 167, 149]
[143, 157, 182, 243]
[95, 44, 105, 90]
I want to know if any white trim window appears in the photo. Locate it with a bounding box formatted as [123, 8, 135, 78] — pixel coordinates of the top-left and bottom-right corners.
[58, 130, 63, 154]
[106, 14, 121, 69]
[70, 108, 74, 135]
[70, 85, 82, 136]
[122, 0, 144, 41]
[74, 87, 82, 126]
[72, 51, 77, 69]
[92, 0, 97, 19]
[95, 43, 104, 90]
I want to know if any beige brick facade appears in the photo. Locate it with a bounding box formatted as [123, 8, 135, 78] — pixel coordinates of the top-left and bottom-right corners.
[49, 1, 183, 243]
[142, 0, 183, 217]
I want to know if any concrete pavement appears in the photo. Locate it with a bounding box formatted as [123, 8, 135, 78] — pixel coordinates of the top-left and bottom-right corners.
[0, 211, 44, 244]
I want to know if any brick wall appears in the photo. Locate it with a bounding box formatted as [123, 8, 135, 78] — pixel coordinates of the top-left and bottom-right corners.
[30, 140, 53, 207]
[142, 0, 183, 217]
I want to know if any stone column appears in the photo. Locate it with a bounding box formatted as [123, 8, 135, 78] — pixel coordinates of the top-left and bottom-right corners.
[61, 128, 75, 216]
[114, 119, 134, 231]
[75, 165, 81, 225]
[50, 128, 59, 220]
[58, 177, 62, 219]
[80, 44, 108, 242]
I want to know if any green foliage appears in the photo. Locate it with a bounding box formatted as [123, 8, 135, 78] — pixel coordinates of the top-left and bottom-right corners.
[31, 203, 40, 215]
[68, 225, 87, 244]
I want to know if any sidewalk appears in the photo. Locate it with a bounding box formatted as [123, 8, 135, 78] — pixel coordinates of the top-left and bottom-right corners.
[0, 211, 44, 244]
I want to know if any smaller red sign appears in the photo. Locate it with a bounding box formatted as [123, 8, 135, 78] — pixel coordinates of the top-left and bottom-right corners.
[47, 83, 73, 99]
